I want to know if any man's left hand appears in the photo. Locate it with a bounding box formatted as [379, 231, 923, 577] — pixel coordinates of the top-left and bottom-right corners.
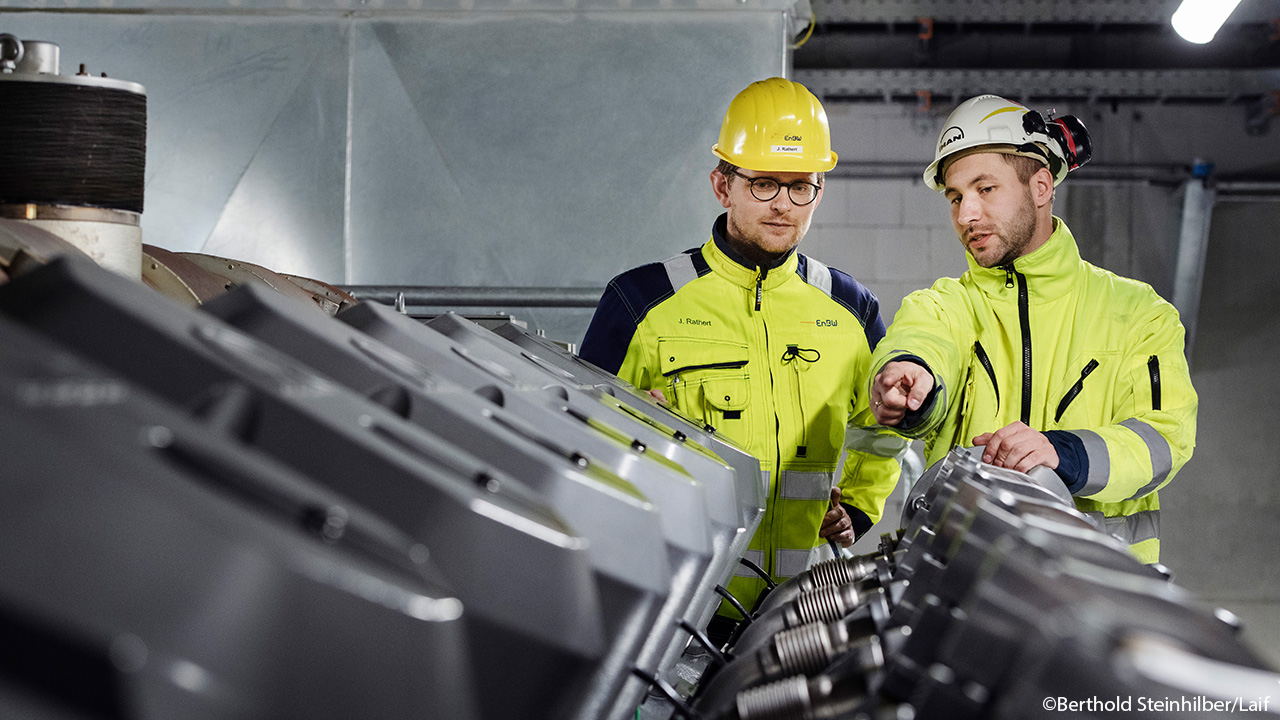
[819, 487, 855, 548]
[972, 421, 1059, 473]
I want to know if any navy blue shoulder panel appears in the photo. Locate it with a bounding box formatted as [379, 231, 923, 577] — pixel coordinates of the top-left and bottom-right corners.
[689, 246, 712, 276]
[579, 248, 704, 374]
[798, 256, 888, 352]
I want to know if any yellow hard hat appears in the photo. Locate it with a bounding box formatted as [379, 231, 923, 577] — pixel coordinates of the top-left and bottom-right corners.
[712, 77, 838, 173]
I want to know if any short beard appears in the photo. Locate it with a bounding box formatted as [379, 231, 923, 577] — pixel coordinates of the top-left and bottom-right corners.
[981, 186, 1038, 268]
[725, 213, 804, 269]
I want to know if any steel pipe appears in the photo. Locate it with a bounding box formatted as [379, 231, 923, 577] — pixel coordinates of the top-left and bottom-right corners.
[827, 161, 1193, 185]
[343, 285, 603, 308]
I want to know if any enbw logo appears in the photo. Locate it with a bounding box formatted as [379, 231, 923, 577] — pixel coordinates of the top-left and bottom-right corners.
[816, 319, 837, 327]
[784, 135, 802, 142]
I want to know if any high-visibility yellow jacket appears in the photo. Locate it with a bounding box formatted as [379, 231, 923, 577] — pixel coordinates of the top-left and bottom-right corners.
[871, 218, 1197, 563]
[580, 215, 905, 614]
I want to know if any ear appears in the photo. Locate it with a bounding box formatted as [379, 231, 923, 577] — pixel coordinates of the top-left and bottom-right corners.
[1031, 166, 1055, 208]
[711, 170, 732, 209]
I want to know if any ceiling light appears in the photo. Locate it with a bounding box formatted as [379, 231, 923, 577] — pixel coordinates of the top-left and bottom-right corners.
[1172, 0, 1244, 44]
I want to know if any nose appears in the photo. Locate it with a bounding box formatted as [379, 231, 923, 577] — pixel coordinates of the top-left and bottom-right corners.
[769, 189, 794, 212]
[955, 194, 982, 226]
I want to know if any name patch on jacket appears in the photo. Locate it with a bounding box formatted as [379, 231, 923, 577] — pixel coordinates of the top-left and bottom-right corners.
[679, 317, 712, 326]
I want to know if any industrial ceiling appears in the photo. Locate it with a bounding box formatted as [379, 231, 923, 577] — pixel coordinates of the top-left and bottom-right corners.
[794, 0, 1280, 111]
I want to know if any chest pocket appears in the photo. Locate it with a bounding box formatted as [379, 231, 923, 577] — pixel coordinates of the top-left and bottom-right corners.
[1051, 351, 1121, 428]
[658, 337, 751, 443]
[950, 341, 1002, 447]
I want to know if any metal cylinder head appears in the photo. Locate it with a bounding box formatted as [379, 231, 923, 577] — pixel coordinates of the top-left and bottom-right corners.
[774, 622, 835, 676]
[736, 674, 811, 720]
[791, 583, 860, 626]
[806, 555, 875, 590]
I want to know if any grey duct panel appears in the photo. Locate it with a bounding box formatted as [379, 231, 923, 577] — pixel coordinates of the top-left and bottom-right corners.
[0, 12, 784, 309]
[0, 317, 477, 720]
[0, 256, 605, 719]
[347, 14, 784, 287]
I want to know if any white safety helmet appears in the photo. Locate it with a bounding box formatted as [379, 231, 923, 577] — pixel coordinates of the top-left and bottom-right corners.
[922, 94, 1092, 192]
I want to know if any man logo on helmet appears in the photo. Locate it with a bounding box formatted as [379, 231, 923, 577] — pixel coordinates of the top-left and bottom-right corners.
[938, 126, 964, 152]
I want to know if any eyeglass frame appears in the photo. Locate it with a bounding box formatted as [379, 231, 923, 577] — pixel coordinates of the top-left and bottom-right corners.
[723, 168, 823, 206]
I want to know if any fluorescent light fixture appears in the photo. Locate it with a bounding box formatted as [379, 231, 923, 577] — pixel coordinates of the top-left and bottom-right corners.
[1172, 0, 1244, 44]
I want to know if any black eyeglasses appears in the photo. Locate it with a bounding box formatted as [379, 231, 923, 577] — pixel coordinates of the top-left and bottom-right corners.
[726, 169, 822, 206]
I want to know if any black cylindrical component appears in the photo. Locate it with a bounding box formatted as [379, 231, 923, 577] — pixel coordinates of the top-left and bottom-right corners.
[0, 76, 146, 213]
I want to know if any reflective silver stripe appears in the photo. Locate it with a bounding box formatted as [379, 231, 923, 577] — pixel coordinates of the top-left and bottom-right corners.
[804, 256, 832, 297]
[733, 549, 767, 578]
[779, 470, 833, 500]
[663, 254, 698, 295]
[776, 549, 812, 579]
[845, 425, 911, 458]
[1119, 418, 1173, 500]
[1126, 509, 1161, 544]
[1087, 510, 1161, 546]
[1070, 429, 1111, 497]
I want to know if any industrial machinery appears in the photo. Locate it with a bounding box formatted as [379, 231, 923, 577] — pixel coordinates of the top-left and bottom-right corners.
[674, 449, 1280, 720]
[3, 249, 1279, 719]
[1, 35, 1276, 720]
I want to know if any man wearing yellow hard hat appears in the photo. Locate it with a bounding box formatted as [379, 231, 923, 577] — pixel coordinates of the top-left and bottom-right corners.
[579, 78, 905, 635]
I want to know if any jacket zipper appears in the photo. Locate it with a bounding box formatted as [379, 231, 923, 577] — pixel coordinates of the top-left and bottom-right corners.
[662, 360, 748, 378]
[665, 360, 748, 406]
[973, 340, 1000, 408]
[763, 320, 781, 581]
[755, 263, 776, 579]
[1148, 355, 1162, 411]
[1054, 358, 1099, 422]
[1003, 264, 1033, 425]
[951, 366, 971, 451]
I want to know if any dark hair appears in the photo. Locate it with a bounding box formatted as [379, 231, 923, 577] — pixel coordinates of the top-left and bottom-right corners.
[999, 153, 1049, 185]
[716, 159, 739, 184]
[715, 159, 825, 186]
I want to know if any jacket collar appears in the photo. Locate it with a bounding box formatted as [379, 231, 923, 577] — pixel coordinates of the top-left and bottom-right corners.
[964, 216, 1082, 302]
[706, 213, 799, 291]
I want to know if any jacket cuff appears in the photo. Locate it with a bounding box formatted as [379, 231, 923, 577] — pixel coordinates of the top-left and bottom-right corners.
[887, 354, 939, 433]
[842, 502, 875, 539]
[1044, 430, 1088, 494]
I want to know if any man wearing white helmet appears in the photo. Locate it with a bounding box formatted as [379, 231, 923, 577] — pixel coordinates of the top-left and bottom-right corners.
[580, 78, 905, 629]
[869, 94, 1198, 563]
